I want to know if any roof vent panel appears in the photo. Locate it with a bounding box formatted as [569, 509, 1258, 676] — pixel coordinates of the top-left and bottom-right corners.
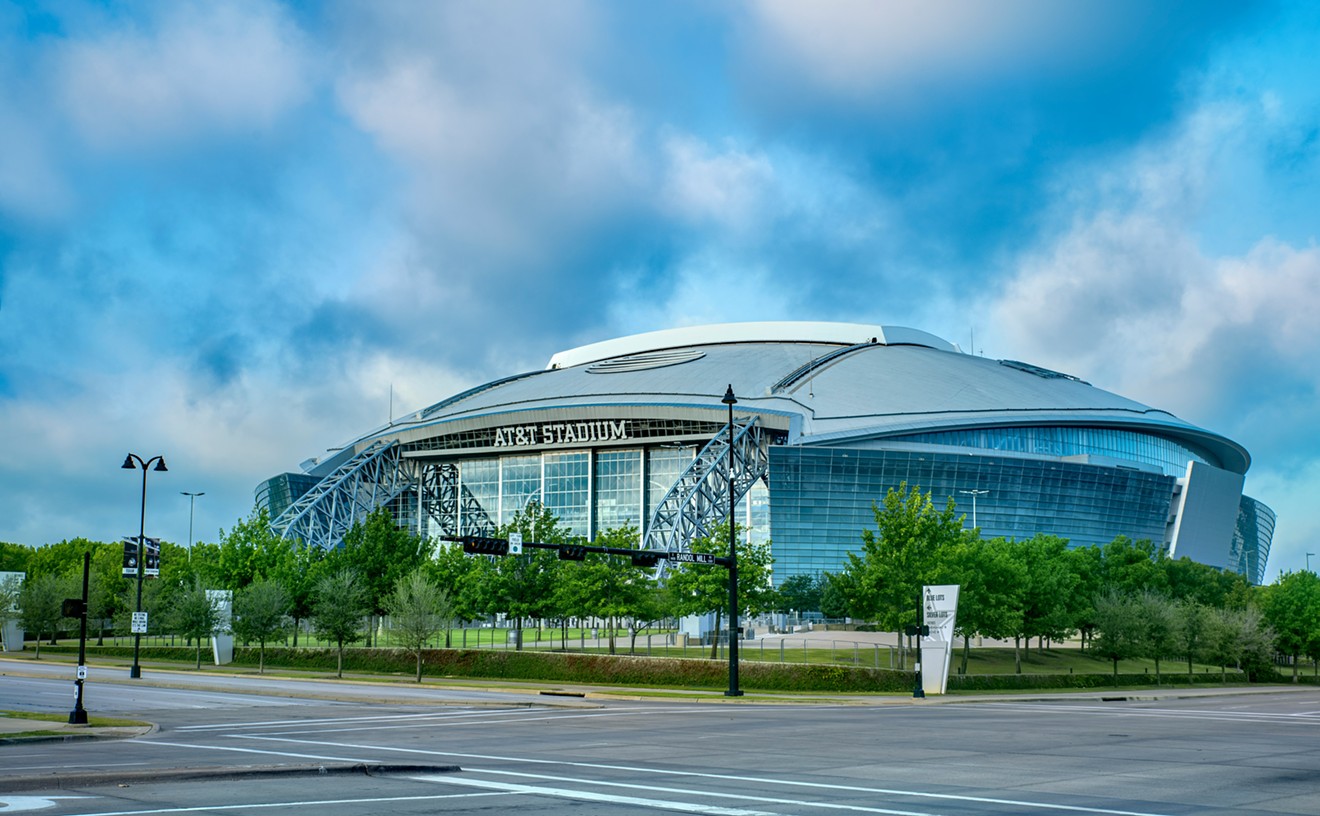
[587, 349, 706, 374]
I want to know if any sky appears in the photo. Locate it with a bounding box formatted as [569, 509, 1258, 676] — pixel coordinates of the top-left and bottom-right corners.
[2, 0, 1318, 580]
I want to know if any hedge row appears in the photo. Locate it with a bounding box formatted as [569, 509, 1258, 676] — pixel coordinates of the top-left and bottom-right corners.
[947, 670, 1252, 691]
[34, 644, 1281, 692]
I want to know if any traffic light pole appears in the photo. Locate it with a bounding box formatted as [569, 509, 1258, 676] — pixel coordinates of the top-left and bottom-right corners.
[68, 551, 90, 725]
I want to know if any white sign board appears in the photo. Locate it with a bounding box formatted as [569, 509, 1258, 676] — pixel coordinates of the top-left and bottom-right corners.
[508, 532, 524, 556]
[207, 590, 234, 665]
[76, 665, 88, 680]
[921, 584, 960, 695]
[130, 611, 149, 634]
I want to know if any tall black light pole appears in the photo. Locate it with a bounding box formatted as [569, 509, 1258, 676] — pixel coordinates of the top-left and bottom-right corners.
[722, 385, 743, 697]
[123, 453, 167, 679]
[181, 491, 204, 560]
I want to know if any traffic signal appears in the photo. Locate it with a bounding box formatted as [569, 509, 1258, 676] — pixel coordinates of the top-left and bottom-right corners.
[62, 598, 86, 618]
[558, 545, 587, 561]
[630, 551, 661, 568]
[461, 536, 509, 556]
[903, 624, 930, 637]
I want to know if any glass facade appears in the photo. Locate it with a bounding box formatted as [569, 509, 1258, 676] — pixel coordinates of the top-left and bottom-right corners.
[254, 472, 320, 520]
[885, 427, 1210, 477]
[767, 446, 1177, 583]
[593, 449, 644, 535]
[1231, 495, 1276, 585]
[543, 451, 590, 534]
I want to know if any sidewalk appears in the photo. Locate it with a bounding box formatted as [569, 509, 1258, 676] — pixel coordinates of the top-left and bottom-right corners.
[0, 712, 153, 744]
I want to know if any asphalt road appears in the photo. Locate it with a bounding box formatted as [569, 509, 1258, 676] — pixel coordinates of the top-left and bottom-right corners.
[2, 665, 1319, 815]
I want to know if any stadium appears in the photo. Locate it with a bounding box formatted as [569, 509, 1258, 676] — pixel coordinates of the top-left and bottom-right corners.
[257, 322, 1274, 584]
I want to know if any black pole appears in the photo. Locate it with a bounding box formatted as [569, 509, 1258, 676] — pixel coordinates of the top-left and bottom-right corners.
[913, 593, 925, 699]
[68, 551, 90, 724]
[132, 462, 147, 679]
[723, 385, 742, 697]
[124, 453, 165, 679]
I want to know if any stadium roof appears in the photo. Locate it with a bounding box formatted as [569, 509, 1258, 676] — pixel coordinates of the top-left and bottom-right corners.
[318, 322, 1250, 475]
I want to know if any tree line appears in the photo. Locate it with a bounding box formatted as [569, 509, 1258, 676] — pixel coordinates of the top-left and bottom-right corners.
[3, 483, 1318, 681]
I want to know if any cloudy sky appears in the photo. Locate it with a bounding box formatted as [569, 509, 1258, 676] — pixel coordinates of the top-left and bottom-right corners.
[2, 1, 1317, 578]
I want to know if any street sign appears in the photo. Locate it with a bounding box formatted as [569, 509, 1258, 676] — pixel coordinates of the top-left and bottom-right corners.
[669, 551, 716, 564]
[76, 665, 87, 680]
[508, 532, 523, 555]
[130, 612, 148, 634]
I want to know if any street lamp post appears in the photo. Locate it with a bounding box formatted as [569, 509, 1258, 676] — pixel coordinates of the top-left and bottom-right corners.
[722, 385, 743, 697]
[123, 453, 167, 679]
[958, 489, 989, 529]
[181, 491, 204, 558]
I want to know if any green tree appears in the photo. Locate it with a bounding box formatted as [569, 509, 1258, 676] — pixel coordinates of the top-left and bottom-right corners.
[0, 541, 33, 573]
[936, 536, 1025, 675]
[1101, 536, 1169, 597]
[665, 523, 774, 659]
[336, 507, 429, 645]
[1173, 599, 1217, 680]
[819, 572, 853, 619]
[1011, 534, 1078, 672]
[312, 568, 368, 678]
[776, 574, 823, 615]
[1137, 591, 1179, 683]
[1260, 570, 1320, 682]
[170, 580, 223, 669]
[486, 502, 569, 650]
[214, 507, 294, 590]
[552, 526, 647, 655]
[18, 573, 72, 657]
[1091, 589, 1144, 679]
[838, 483, 969, 658]
[385, 568, 452, 681]
[429, 539, 479, 644]
[231, 578, 291, 674]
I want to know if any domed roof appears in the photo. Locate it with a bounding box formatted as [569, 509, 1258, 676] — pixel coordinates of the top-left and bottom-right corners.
[336, 322, 1249, 475]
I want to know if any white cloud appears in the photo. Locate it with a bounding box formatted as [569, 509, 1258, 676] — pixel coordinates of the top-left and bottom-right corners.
[52, 0, 312, 152]
[742, 0, 1118, 99]
[660, 135, 775, 231]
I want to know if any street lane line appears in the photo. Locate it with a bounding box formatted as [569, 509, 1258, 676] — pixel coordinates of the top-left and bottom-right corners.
[51, 791, 508, 816]
[130, 739, 376, 763]
[413, 776, 780, 815]
[244, 736, 1176, 816]
[245, 709, 645, 736]
[175, 709, 502, 731]
[429, 769, 946, 815]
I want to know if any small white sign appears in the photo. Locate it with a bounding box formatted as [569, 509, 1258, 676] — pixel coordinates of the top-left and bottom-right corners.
[130, 612, 148, 634]
[76, 665, 87, 680]
[508, 532, 523, 555]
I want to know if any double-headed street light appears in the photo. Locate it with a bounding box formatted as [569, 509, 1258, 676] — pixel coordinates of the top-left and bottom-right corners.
[722, 384, 743, 697]
[958, 489, 989, 529]
[181, 491, 204, 557]
[122, 453, 167, 679]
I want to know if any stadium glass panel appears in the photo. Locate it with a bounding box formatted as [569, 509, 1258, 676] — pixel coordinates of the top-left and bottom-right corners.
[543, 451, 590, 538]
[459, 458, 499, 533]
[767, 446, 1176, 586]
[594, 449, 643, 537]
[646, 446, 694, 533]
[500, 455, 542, 525]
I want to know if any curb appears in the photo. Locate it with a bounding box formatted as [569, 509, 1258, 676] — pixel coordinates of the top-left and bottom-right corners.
[0, 763, 461, 794]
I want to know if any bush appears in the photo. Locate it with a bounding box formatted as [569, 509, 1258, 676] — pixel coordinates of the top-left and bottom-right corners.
[948, 671, 1249, 691]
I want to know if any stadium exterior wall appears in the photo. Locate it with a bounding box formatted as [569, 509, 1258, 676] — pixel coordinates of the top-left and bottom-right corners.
[258, 322, 1275, 584]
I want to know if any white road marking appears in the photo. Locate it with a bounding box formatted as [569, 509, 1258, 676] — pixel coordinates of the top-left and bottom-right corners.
[242, 735, 1177, 816]
[131, 739, 375, 764]
[249, 709, 646, 736]
[428, 769, 943, 815]
[413, 776, 780, 815]
[49, 791, 507, 816]
[0, 796, 93, 813]
[174, 709, 500, 731]
[985, 703, 1320, 724]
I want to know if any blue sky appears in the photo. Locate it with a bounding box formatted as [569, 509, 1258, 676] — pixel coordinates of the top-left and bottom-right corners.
[2, 0, 1317, 578]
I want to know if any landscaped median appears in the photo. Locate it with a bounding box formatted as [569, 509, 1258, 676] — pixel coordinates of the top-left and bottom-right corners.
[0, 710, 153, 743]
[23, 644, 1285, 693]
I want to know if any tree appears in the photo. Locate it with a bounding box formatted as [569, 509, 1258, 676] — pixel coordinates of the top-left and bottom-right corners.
[665, 522, 774, 659]
[231, 578, 291, 674]
[1136, 591, 1179, 684]
[18, 573, 71, 658]
[1173, 599, 1216, 680]
[1101, 536, 1169, 597]
[836, 483, 969, 663]
[776, 574, 823, 616]
[0, 573, 23, 648]
[312, 568, 368, 678]
[385, 568, 452, 682]
[1260, 571, 1320, 682]
[486, 502, 569, 650]
[1091, 589, 1144, 679]
[214, 507, 293, 591]
[429, 539, 479, 645]
[336, 507, 430, 646]
[819, 572, 853, 620]
[1010, 535, 1078, 672]
[935, 536, 1025, 675]
[170, 580, 223, 669]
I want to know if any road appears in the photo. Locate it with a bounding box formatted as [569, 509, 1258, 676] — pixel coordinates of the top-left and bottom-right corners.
[2, 663, 1319, 815]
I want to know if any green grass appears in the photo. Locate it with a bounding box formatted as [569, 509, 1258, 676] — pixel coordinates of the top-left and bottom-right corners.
[0, 710, 150, 728]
